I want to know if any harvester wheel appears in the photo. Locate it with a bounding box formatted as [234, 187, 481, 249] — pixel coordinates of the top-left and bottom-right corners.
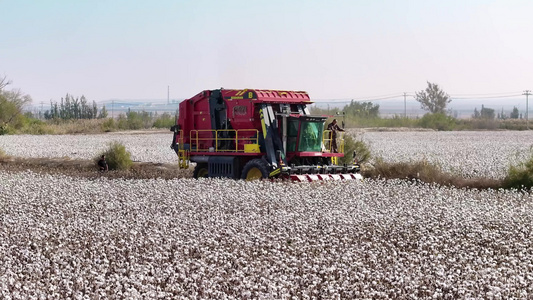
[241, 159, 269, 181]
[193, 163, 209, 179]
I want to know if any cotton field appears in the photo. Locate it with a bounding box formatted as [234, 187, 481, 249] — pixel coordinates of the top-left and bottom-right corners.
[0, 132, 176, 163]
[1, 131, 533, 298]
[1, 130, 532, 179]
[356, 130, 533, 179]
[1, 171, 533, 299]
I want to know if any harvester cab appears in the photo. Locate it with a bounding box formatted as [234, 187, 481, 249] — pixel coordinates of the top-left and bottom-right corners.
[171, 89, 362, 181]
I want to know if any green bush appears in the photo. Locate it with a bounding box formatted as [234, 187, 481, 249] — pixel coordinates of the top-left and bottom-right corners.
[0, 124, 13, 135]
[497, 119, 529, 131]
[124, 112, 144, 130]
[128, 110, 152, 129]
[0, 85, 31, 133]
[339, 134, 371, 165]
[153, 113, 175, 129]
[101, 118, 117, 132]
[115, 110, 153, 130]
[455, 118, 498, 130]
[418, 113, 456, 131]
[96, 141, 133, 170]
[503, 150, 533, 189]
[353, 139, 371, 164]
[21, 123, 54, 135]
[330, 115, 419, 129]
[18, 118, 54, 135]
[116, 115, 129, 130]
[362, 157, 502, 189]
[374, 115, 418, 128]
[367, 158, 444, 181]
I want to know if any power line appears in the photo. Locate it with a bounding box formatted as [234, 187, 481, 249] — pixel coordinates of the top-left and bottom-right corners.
[451, 94, 523, 100]
[314, 93, 524, 104]
[314, 95, 405, 104]
[449, 91, 523, 97]
[313, 90, 527, 103]
[349, 92, 406, 101]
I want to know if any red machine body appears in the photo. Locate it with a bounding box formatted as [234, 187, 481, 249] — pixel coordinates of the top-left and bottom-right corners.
[179, 89, 309, 131]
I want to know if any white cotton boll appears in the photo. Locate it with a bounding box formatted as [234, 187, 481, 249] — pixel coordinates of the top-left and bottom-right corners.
[0, 133, 176, 163]
[359, 131, 533, 179]
[2, 161, 533, 298]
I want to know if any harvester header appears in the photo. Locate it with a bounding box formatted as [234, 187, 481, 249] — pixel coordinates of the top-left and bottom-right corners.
[171, 88, 361, 181]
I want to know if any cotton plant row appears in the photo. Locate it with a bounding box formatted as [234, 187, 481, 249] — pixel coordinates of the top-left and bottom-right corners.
[354, 130, 533, 179]
[0, 133, 176, 163]
[1, 171, 533, 299]
[1, 131, 533, 179]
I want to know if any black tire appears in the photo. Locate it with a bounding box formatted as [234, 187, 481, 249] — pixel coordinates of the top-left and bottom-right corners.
[193, 163, 209, 179]
[241, 159, 269, 181]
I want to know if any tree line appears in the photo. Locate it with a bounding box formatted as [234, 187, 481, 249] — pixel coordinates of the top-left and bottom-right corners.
[43, 94, 108, 120]
[472, 105, 522, 120]
[2, 74, 531, 134]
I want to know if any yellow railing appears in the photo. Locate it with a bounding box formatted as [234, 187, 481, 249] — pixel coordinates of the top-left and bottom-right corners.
[322, 130, 345, 154]
[190, 129, 259, 152]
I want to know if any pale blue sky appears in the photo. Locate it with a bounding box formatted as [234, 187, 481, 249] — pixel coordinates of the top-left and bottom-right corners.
[2, 0, 533, 104]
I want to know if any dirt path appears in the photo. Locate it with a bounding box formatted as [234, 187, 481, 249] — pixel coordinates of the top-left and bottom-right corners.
[0, 156, 192, 180]
[0, 155, 503, 189]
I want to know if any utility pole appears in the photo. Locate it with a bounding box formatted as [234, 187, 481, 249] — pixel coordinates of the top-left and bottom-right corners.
[40, 101, 44, 119]
[524, 90, 531, 130]
[167, 86, 170, 105]
[403, 92, 407, 118]
[112, 100, 114, 118]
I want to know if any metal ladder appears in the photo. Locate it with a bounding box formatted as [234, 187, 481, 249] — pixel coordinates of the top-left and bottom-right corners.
[178, 148, 189, 169]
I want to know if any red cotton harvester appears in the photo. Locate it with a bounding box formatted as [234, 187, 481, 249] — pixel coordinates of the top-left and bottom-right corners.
[170, 89, 362, 181]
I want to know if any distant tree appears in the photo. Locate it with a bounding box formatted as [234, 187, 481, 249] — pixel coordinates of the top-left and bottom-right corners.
[498, 108, 503, 120]
[473, 107, 480, 119]
[117, 109, 153, 130]
[44, 94, 99, 120]
[510, 106, 519, 119]
[473, 104, 495, 120]
[343, 100, 380, 118]
[481, 105, 495, 120]
[0, 76, 32, 134]
[98, 105, 108, 119]
[415, 82, 451, 114]
[92, 100, 98, 118]
[53, 101, 59, 119]
[452, 110, 459, 118]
